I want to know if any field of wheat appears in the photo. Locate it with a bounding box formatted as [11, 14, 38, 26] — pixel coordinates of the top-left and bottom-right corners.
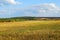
[0, 21, 60, 40]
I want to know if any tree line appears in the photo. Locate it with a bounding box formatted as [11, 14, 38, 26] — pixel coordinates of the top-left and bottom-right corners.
[0, 17, 60, 22]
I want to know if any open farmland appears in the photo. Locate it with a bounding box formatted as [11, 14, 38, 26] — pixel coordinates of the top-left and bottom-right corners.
[0, 21, 60, 40]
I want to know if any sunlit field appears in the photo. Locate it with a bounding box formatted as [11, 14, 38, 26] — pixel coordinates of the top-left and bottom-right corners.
[0, 21, 60, 40]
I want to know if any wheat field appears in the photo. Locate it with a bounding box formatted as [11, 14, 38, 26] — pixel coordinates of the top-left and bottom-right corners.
[0, 21, 60, 40]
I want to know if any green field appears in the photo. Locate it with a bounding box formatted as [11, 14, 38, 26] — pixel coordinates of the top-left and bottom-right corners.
[0, 21, 60, 40]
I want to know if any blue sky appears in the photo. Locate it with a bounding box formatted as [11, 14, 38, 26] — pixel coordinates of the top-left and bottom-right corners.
[0, 0, 60, 18]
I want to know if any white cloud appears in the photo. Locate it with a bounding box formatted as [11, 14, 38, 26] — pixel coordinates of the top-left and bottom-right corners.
[0, 10, 7, 13]
[0, 0, 22, 6]
[6, 0, 21, 5]
[20, 3, 60, 17]
[0, 3, 60, 17]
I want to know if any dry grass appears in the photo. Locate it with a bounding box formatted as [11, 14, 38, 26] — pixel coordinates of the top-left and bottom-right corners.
[0, 21, 60, 40]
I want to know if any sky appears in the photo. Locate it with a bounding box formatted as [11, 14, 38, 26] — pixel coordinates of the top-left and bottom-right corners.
[0, 0, 60, 18]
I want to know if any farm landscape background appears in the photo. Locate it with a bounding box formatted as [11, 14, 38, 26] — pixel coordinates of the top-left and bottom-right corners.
[0, 17, 60, 40]
[0, 0, 60, 40]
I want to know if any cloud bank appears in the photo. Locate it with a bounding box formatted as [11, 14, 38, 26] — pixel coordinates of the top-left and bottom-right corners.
[0, 0, 22, 6]
[19, 3, 60, 17]
[0, 3, 60, 18]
